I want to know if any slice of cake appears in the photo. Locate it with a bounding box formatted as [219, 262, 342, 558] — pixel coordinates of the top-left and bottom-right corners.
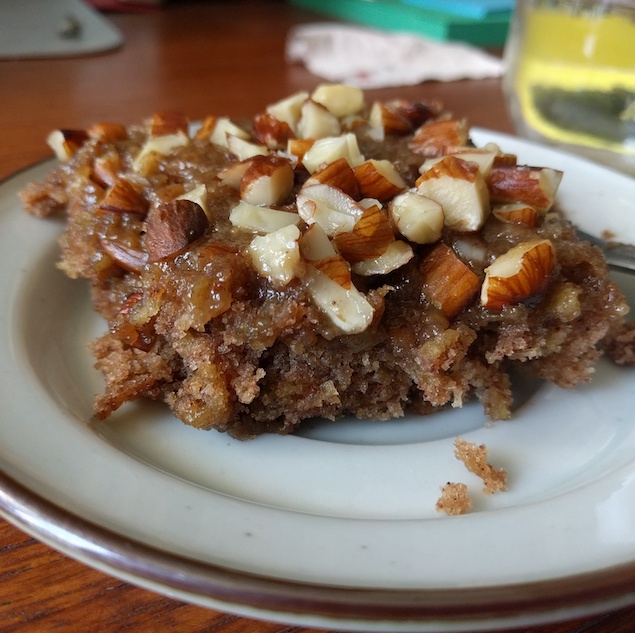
[21, 84, 629, 439]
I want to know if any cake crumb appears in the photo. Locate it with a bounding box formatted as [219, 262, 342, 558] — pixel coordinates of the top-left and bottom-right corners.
[436, 482, 472, 516]
[454, 437, 507, 494]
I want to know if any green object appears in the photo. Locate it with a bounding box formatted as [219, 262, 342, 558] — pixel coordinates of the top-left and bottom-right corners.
[289, 0, 511, 47]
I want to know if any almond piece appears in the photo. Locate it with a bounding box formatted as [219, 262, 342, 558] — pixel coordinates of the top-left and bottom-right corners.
[366, 101, 412, 141]
[420, 243, 480, 319]
[352, 240, 414, 276]
[98, 178, 148, 216]
[296, 183, 365, 236]
[389, 191, 444, 244]
[312, 255, 352, 288]
[333, 204, 394, 263]
[194, 115, 218, 140]
[227, 134, 269, 161]
[132, 132, 189, 173]
[301, 133, 365, 174]
[297, 99, 341, 140]
[88, 122, 128, 142]
[421, 148, 498, 177]
[299, 223, 338, 261]
[416, 156, 490, 232]
[486, 165, 563, 213]
[47, 129, 90, 161]
[145, 199, 209, 262]
[409, 118, 469, 157]
[303, 265, 374, 335]
[481, 239, 556, 310]
[386, 98, 441, 128]
[311, 84, 365, 118]
[353, 159, 406, 201]
[210, 117, 250, 148]
[100, 238, 149, 273]
[218, 159, 254, 189]
[248, 224, 304, 285]
[252, 112, 296, 149]
[266, 90, 309, 135]
[150, 111, 189, 136]
[287, 138, 315, 166]
[229, 201, 301, 233]
[239, 155, 295, 206]
[93, 153, 123, 188]
[176, 183, 210, 220]
[492, 202, 539, 227]
[303, 157, 360, 198]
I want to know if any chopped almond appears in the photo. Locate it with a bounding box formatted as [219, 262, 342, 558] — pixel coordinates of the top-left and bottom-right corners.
[409, 118, 469, 157]
[486, 165, 563, 213]
[420, 243, 480, 319]
[481, 239, 556, 310]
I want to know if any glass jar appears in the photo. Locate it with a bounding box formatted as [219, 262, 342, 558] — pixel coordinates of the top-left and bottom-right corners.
[503, 0, 635, 175]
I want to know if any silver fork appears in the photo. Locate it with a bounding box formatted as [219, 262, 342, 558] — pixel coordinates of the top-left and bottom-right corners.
[575, 229, 635, 274]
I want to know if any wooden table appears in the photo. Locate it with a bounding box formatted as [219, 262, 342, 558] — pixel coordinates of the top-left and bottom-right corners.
[1, 2, 634, 632]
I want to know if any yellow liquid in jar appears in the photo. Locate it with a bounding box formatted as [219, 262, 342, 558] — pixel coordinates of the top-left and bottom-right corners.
[514, 7, 635, 155]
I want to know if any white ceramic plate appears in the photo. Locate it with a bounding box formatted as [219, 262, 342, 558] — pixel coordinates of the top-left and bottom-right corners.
[2, 130, 635, 632]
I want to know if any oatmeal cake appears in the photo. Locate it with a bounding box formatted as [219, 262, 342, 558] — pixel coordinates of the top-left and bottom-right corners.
[21, 84, 629, 439]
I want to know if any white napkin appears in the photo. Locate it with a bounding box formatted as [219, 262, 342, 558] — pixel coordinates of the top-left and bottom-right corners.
[286, 23, 504, 89]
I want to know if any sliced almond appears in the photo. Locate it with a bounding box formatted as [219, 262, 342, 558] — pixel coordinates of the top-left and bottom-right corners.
[409, 118, 469, 157]
[252, 112, 296, 149]
[333, 204, 394, 263]
[229, 201, 301, 233]
[311, 84, 365, 118]
[389, 191, 444, 244]
[98, 178, 148, 216]
[87, 122, 128, 142]
[149, 111, 189, 136]
[248, 224, 304, 285]
[266, 90, 309, 135]
[303, 265, 374, 335]
[47, 129, 90, 162]
[239, 155, 295, 206]
[301, 133, 364, 174]
[492, 202, 539, 227]
[420, 243, 481, 319]
[416, 156, 490, 232]
[296, 183, 365, 236]
[486, 165, 563, 213]
[353, 159, 406, 201]
[145, 199, 209, 262]
[481, 239, 556, 310]
[304, 157, 360, 199]
[352, 240, 414, 276]
[297, 99, 341, 140]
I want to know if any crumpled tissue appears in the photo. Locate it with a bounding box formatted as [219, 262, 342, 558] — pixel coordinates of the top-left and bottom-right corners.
[286, 23, 504, 89]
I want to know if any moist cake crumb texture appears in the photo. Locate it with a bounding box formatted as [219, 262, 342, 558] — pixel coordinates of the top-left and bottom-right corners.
[21, 84, 630, 439]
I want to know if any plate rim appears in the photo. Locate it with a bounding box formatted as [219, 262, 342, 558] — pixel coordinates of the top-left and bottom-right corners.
[3, 467, 635, 630]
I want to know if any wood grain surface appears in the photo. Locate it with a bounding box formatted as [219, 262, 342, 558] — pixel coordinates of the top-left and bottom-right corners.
[1, 2, 635, 631]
